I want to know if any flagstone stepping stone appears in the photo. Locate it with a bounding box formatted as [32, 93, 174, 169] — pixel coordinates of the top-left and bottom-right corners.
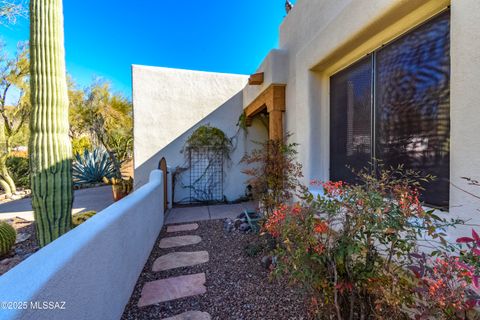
[153, 251, 209, 272]
[137, 273, 207, 307]
[159, 235, 201, 249]
[167, 223, 199, 233]
[162, 311, 211, 320]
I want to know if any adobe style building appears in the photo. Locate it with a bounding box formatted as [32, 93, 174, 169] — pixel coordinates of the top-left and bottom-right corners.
[133, 0, 480, 238]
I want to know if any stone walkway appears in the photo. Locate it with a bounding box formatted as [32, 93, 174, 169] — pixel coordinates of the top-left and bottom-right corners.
[135, 202, 258, 319]
[136, 222, 211, 319]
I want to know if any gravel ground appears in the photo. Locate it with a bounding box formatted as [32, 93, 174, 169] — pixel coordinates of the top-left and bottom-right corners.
[0, 217, 39, 276]
[122, 220, 310, 320]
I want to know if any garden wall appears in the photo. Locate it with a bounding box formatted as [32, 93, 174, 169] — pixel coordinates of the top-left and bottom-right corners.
[133, 65, 268, 204]
[0, 170, 165, 320]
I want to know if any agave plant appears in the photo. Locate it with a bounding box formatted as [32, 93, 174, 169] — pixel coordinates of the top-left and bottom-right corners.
[72, 148, 116, 185]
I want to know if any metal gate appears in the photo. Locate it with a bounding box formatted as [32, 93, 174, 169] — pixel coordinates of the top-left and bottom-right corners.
[189, 147, 223, 203]
[158, 157, 168, 211]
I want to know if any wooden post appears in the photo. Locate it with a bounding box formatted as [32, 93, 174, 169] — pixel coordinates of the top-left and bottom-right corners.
[267, 85, 286, 141]
[269, 110, 283, 140]
[244, 84, 286, 140]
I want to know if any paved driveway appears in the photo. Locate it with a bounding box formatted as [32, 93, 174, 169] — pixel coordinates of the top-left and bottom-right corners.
[0, 186, 114, 221]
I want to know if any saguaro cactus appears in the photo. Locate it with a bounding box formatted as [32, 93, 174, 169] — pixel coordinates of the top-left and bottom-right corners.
[29, 0, 73, 247]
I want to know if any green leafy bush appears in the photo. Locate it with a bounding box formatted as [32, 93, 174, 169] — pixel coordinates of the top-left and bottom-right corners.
[266, 167, 462, 319]
[186, 125, 232, 153]
[0, 221, 16, 257]
[244, 242, 264, 257]
[6, 156, 29, 188]
[241, 134, 306, 217]
[72, 136, 92, 156]
[72, 148, 116, 185]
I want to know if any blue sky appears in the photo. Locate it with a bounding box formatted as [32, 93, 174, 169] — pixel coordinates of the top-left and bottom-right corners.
[0, 0, 295, 98]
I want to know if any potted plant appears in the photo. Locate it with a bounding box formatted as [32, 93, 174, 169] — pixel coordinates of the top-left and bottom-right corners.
[103, 176, 133, 201]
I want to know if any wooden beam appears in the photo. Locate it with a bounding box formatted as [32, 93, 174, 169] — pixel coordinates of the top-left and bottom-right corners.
[244, 84, 286, 122]
[244, 83, 286, 140]
[248, 72, 264, 85]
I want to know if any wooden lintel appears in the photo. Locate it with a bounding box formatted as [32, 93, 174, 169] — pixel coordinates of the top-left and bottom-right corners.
[244, 83, 286, 130]
[248, 72, 264, 85]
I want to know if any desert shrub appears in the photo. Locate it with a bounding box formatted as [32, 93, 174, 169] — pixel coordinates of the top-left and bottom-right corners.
[244, 242, 264, 257]
[241, 134, 306, 217]
[409, 251, 480, 319]
[108, 132, 133, 163]
[72, 148, 116, 185]
[266, 167, 464, 319]
[6, 156, 29, 188]
[72, 136, 92, 156]
[185, 124, 232, 154]
[72, 211, 96, 227]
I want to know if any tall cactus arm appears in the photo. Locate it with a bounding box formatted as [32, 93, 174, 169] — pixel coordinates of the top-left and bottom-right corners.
[29, 0, 73, 247]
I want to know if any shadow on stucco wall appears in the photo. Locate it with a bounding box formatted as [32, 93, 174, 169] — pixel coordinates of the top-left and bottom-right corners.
[134, 91, 268, 205]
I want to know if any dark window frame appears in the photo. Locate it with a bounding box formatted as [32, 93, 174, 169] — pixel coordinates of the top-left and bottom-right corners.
[329, 10, 450, 209]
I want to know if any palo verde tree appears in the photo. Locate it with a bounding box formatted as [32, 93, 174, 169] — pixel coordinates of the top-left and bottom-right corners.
[29, 0, 73, 246]
[70, 79, 133, 178]
[0, 42, 29, 195]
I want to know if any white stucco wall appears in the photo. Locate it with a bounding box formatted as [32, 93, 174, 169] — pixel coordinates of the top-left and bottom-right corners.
[449, 0, 480, 234]
[132, 0, 480, 236]
[133, 66, 267, 203]
[0, 170, 164, 320]
[242, 49, 289, 108]
[241, 0, 480, 237]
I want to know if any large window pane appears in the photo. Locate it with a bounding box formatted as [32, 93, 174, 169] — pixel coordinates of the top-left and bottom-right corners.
[375, 12, 450, 207]
[330, 56, 372, 183]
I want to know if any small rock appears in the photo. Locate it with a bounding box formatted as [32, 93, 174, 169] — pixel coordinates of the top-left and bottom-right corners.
[223, 219, 234, 233]
[22, 253, 33, 259]
[239, 223, 250, 232]
[14, 248, 24, 255]
[261, 256, 272, 269]
[234, 219, 242, 229]
[0, 258, 13, 265]
[163, 311, 211, 320]
[15, 233, 31, 244]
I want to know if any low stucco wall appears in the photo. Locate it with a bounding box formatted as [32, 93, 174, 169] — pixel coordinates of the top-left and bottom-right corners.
[0, 170, 164, 320]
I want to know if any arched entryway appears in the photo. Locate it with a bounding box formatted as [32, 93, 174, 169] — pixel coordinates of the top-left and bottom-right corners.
[158, 157, 168, 211]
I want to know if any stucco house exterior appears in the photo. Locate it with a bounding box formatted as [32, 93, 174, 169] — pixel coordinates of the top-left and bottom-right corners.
[133, 0, 480, 238]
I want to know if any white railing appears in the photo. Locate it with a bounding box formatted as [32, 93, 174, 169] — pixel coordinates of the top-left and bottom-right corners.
[0, 170, 165, 320]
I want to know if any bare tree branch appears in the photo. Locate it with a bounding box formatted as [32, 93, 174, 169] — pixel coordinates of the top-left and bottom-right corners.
[0, 0, 27, 26]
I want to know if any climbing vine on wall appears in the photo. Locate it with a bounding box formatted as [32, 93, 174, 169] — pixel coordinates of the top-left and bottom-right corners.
[184, 125, 233, 157]
[174, 125, 233, 204]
